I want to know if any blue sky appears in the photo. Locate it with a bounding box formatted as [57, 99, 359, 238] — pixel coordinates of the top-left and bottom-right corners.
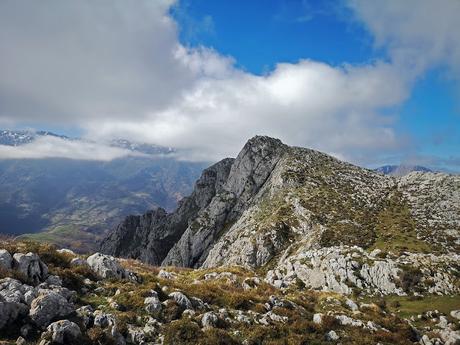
[0, 0, 459, 171]
[171, 0, 460, 171]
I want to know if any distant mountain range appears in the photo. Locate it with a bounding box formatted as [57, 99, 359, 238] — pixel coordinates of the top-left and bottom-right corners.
[0, 129, 175, 155]
[374, 164, 433, 176]
[0, 130, 207, 251]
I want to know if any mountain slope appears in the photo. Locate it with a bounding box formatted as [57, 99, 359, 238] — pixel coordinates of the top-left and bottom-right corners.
[101, 136, 460, 274]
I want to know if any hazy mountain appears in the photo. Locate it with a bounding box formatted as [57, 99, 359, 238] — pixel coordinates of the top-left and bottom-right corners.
[0, 130, 207, 251]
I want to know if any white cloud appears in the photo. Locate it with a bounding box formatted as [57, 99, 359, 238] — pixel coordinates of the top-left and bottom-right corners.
[349, 0, 460, 76]
[86, 59, 409, 162]
[0, 136, 143, 161]
[0, 1, 459, 164]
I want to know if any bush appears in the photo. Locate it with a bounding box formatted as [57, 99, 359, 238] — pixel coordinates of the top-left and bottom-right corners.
[163, 319, 203, 345]
[398, 267, 423, 293]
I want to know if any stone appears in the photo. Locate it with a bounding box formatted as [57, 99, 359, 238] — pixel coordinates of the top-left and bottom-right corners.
[202, 312, 219, 329]
[144, 292, 162, 317]
[16, 336, 26, 345]
[76, 305, 94, 329]
[13, 252, 48, 285]
[313, 313, 323, 324]
[450, 310, 460, 320]
[0, 249, 13, 269]
[93, 310, 116, 329]
[420, 335, 433, 345]
[70, 257, 89, 267]
[158, 270, 176, 280]
[29, 291, 74, 328]
[168, 291, 193, 310]
[438, 329, 460, 345]
[45, 275, 62, 286]
[345, 298, 359, 312]
[86, 253, 134, 281]
[326, 330, 340, 341]
[45, 320, 81, 344]
[0, 278, 32, 329]
[56, 249, 76, 256]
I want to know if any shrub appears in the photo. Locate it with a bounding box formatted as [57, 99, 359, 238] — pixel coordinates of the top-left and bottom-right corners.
[398, 267, 423, 293]
[163, 319, 203, 345]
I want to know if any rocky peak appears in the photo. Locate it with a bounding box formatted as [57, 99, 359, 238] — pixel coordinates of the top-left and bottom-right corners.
[101, 135, 460, 271]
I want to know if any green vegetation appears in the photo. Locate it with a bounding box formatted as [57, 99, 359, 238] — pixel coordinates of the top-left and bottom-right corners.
[383, 295, 460, 319]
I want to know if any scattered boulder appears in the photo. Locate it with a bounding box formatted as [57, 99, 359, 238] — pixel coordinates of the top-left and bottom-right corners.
[86, 253, 134, 281]
[313, 313, 323, 324]
[419, 334, 433, 345]
[0, 278, 32, 329]
[76, 305, 94, 329]
[168, 291, 193, 310]
[13, 253, 48, 285]
[16, 336, 26, 345]
[93, 310, 116, 329]
[0, 249, 13, 269]
[29, 291, 75, 328]
[345, 298, 359, 312]
[201, 312, 219, 329]
[451, 310, 460, 320]
[56, 249, 76, 256]
[326, 330, 339, 341]
[45, 275, 62, 287]
[70, 257, 89, 268]
[43, 320, 81, 344]
[144, 291, 162, 317]
[158, 270, 176, 280]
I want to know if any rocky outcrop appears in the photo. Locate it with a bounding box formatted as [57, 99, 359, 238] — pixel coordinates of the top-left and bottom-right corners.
[100, 157, 235, 265]
[265, 246, 460, 295]
[162, 136, 287, 267]
[101, 136, 289, 267]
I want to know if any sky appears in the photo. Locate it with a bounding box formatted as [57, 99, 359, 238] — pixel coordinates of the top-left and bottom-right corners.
[0, 0, 459, 171]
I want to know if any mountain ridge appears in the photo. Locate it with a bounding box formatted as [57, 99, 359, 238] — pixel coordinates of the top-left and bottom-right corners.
[101, 136, 460, 273]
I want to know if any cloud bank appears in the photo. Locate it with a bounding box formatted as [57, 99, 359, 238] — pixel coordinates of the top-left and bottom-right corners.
[0, 0, 459, 163]
[0, 136, 144, 161]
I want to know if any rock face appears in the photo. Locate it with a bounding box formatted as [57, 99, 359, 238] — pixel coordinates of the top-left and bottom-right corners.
[101, 157, 235, 266]
[101, 136, 460, 287]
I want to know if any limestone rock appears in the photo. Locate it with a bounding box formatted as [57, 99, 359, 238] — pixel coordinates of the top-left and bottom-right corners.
[144, 291, 162, 317]
[93, 310, 116, 329]
[86, 253, 134, 281]
[44, 320, 81, 344]
[326, 330, 339, 341]
[201, 312, 219, 329]
[13, 252, 48, 285]
[0, 249, 12, 269]
[168, 291, 193, 310]
[451, 310, 460, 320]
[29, 291, 75, 328]
[70, 257, 89, 268]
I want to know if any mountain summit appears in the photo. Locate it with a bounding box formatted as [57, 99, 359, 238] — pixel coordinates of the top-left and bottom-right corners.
[102, 136, 460, 290]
